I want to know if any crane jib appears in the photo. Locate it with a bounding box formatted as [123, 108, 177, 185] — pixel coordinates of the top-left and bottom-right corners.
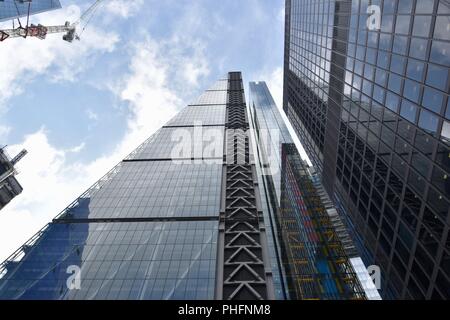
[0, 0, 106, 43]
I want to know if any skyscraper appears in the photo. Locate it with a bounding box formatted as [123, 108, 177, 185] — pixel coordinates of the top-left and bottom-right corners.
[249, 81, 378, 300]
[0, 0, 62, 22]
[284, 0, 449, 299]
[0, 72, 370, 300]
[0, 72, 274, 300]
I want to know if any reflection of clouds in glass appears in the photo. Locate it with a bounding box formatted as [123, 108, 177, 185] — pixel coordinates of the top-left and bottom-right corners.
[434, 16, 450, 41]
[430, 40, 450, 66]
[419, 109, 439, 134]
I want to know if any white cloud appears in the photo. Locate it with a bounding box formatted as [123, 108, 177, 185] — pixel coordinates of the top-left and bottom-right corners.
[0, 5, 119, 109]
[66, 142, 86, 153]
[115, 38, 183, 156]
[277, 6, 285, 22]
[86, 109, 99, 121]
[104, 0, 144, 18]
[0, 126, 11, 139]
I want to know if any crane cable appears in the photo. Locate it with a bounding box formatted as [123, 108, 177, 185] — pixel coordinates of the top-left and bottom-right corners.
[12, 0, 29, 29]
[13, 0, 21, 25]
[77, 0, 106, 39]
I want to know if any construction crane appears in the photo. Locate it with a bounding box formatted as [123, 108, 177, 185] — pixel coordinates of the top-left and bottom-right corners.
[0, 148, 27, 185]
[0, 0, 107, 43]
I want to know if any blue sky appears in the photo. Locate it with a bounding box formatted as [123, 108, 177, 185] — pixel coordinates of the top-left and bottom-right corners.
[0, 0, 291, 261]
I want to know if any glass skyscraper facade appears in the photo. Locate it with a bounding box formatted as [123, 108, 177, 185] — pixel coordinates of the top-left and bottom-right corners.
[0, 72, 372, 300]
[0, 75, 230, 300]
[284, 0, 450, 299]
[0, 72, 279, 300]
[248, 81, 371, 300]
[0, 0, 62, 22]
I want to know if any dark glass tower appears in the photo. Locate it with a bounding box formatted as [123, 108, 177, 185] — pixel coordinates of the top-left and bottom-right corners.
[284, 0, 449, 299]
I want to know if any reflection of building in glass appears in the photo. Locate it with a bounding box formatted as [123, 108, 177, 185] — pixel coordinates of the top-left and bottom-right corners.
[249, 81, 378, 300]
[284, 0, 449, 299]
[0, 0, 62, 22]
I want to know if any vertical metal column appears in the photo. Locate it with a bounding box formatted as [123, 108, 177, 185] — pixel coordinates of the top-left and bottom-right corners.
[215, 72, 274, 300]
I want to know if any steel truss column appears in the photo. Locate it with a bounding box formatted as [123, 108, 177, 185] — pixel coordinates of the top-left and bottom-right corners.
[215, 72, 274, 300]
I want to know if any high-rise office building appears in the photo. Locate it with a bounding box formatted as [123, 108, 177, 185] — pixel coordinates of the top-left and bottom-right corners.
[249, 81, 378, 299]
[284, 0, 449, 299]
[0, 72, 274, 300]
[0, 0, 62, 22]
[0, 72, 370, 300]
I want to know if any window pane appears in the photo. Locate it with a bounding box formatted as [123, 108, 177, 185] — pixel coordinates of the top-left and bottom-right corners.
[376, 68, 388, 85]
[393, 35, 408, 55]
[368, 31, 379, 47]
[409, 170, 426, 194]
[412, 152, 431, 177]
[398, 0, 413, 14]
[364, 64, 375, 80]
[409, 38, 428, 60]
[391, 55, 406, 74]
[446, 99, 450, 120]
[398, 119, 415, 143]
[355, 60, 364, 75]
[416, 131, 436, 155]
[366, 48, 377, 64]
[374, 85, 386, 103]
[379, 34, 392, 51]
[378, 51, 390, 69]
[431, 165, 449, 195]
[389, 73, 403, 94]
[407, 59, 425, 81]
[430, 40, 450, 66]
[441, 121, 450, 143]
[413, 16, 432, 37]
[438, 0, 450, 14]
[434, 16, 450, 41]
[382, 15, 394, 33]
[422, 87, 444, 113]
[426, 64, 448, 91]
[400, 100, 418, 122]
[404, 79, 421, 103]
[387, 92, 400, 112]
[427, 187, 449, 221]
[384, 0, 397, 14]
[416, 0, 435, 14]
[363, 79, 373, 96]
[418, 109, 439, 135]
[356, 45, 365, 60]
[396, 15, 411, 34]
[358, 30, 367, 45]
